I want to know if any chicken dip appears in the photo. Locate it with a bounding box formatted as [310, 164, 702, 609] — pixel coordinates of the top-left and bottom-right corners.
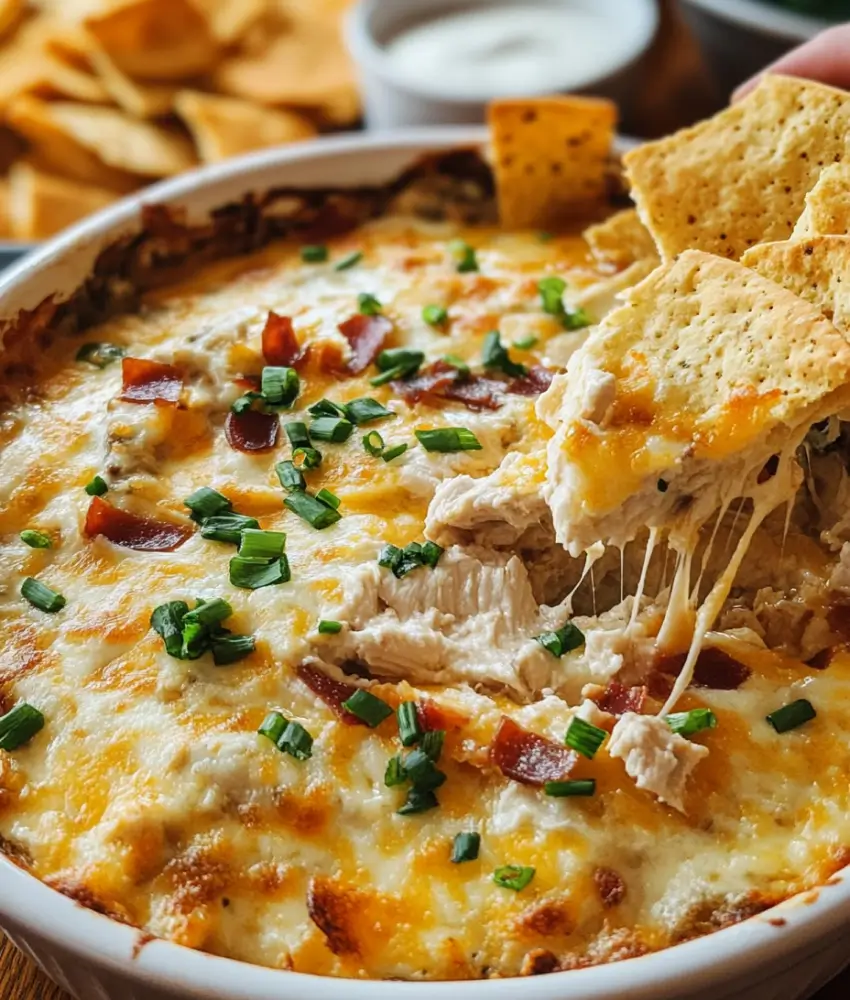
[4, 83, 850, 982]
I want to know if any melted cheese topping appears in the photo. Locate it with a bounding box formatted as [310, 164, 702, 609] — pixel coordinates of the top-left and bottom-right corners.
[1, 216, 850, 982]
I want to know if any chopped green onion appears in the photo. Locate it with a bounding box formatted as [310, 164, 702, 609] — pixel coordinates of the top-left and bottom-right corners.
[420, 540, 444, 568]
[563, 305, 592, 330]
[514, 334, 538, 350]
[397, 701, 423, 747]
[363, 430, 385, 457]
[449, 239, 479, 273]
[258, 711, 287, 745]
[151, 601, 189, 657]
[564, 717, 606, 759]
[0, 703, 45, 751]
[280, 720, 314, 760]
[481, 330, 526, 377]
[276, 460, 306, 493]
[301, 244, 328, 263]
[666, 708, 717, 737]
[766, 698, 816, 733]
[397, 787, 439, 815]
[229, 555, 290, 590]
[538, 276, 567, 316]
[308, 399, 347, 419]
[378, 540, 443, 578]
[374, 347, 425, 378]
[75, 342, 125, 368]
[285, 491, 342, 529]
[211, 634, 256, 666]
[231, 391, 264, 414]
[180, 620, 209, 660]
[199, 513, 260, 545]
[237, 529, 286, 560]
[382, 442, 409, 463]
[403, 749, 447, 791]
[423, 304, 449, 327]
[358, 292, 382, 316]
[345, 398, 392, 425]
[415, 428, 482, 452]
[84, 475, 108, 497]
[182, 598, 232, 629]
[535, 622, 585, 657]
[318, 619, 343, 635]
[442, 354, 470, 377]
[21, 577, 65, 613]
[384, 754, 406, 787]
[310, 416, 354, 443]
[184, 487, 232, 523]
[420, 729, 446, 762]
[335, 250, 363, 271]
[451, 832, 480, 863]
[285, 421, 311, 450]
[378, 543, 403, 570]
[315, 488, 341, 510]
[20, 529, 51, 549]
[293, 446, 322, 470]
[261, 366, 300, 408]
[341, 688, 393, 727]
[493, 865, 535, 891]
[544, 779, 596, 798]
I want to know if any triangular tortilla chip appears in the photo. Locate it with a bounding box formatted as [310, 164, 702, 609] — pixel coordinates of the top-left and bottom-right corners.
[8, 161, 117, 239]
[0, 0, 23, 40]
[624, 75, 850, 261]
[584, 208, 658, 269]
[488, 96, 617, 231]
[0, 36, 110, 110]
[792, 163, 850, 238]
[83, 0, 219, 81]
[192, 0, 269, 45]
[174, 90, 316, 163]
[742, 235, 850, 334]
[89, 43, 176, 118]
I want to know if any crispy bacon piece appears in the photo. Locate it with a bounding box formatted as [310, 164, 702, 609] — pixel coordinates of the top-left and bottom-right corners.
[338, 314, 393, 374]
[594, 867, 627, 908]
[827, 602, 850, 641]
[84, 497, 192, 552]
[416, 699, 469, 732]
[656, 647, 751, 691]
[507, 365, 556, 397]
[120, 357, 182, 405]
[296, 663, 363, 725]
[490, 716, 576, 786]
[262, 311, 304, 368]
[392, 361, 457, 403]
[442, 374, 504, 411]
[392, 360, 503, 411]
[594, 682, 647, 716]
[225, 410, 279, 453]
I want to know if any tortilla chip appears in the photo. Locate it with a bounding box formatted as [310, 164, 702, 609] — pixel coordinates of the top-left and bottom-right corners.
[7, 95, 195, 187]
[0, 39, 110, 109]
[625, 75, 850, 261]
[792, 163, 850, 238]
[742, 235, 850, 334]
[84, 0, 219, 81]
[175, 90, 316, 163]
[89, 44, 175, 118]
[193, 0, 269, 45]
[584, 208, 659, 269]
[488, 96, 617, 231]
[0, 0, 23, 39]
[8, 161, 118, 239]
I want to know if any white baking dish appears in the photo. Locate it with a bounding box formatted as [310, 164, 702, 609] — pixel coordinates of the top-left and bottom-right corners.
[0, 127, 848, 1000]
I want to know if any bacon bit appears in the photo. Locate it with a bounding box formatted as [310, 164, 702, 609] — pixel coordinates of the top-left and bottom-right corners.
[262, 311, 304, 368]
[520, 950, 560, 976]
[296, 663, 363, 725]
[225, 410, 279, 453]
[392, 360, 503, 411]
[120, 357, 183, 405]
[338, 313, 393, 374]
[506, 365, 556, 397]
[416, 699, 469, 732]
[392, 361, 457, 403]
[519, 899, 574, 936]
[595, 681, 647, 716]
[84, 497, 193, 552]
[490, 716, 576, 786]
[442, 374, 504, 411]
[827, 602, 850, 642]
[594, 867, 627, 908]
[808, 646, 839, 670]
[656, 647, 751, 690]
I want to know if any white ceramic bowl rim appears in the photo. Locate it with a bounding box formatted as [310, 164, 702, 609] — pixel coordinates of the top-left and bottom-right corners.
[345, 0, 660, 106]
[0, 127, 848, 999]
[681, 0, 832, 41]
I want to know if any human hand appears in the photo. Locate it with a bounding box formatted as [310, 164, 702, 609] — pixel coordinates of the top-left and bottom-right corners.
[733, 23, 850, 100]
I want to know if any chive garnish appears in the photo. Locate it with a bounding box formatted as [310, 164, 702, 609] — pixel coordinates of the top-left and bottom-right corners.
[285, 421, 311, 450]
[315, 488, 340, 510]
[420, 729, 445, 762]
[379, 543, 403, 569]
[544, 779, 596, 797]
[75, 342, 125, 368]
[564, 717, 606, 759]
[666, 708, 717, 737]
[0, 703, 45, 751]
[258, 711, 287, 745]
[229, 555, 290, 590]
[151, 601, 189, 657]
[293, 446, 322, 470]
[563, 305, 593, 330]
[363, 430, 385, 457]
[482, 330, 526, 377]
[382, 442, 409, 463]
[335, 250, 363, 271]
[397, 788, 439, 815]
[448, 239, 479, 273]
[21, 578, 65, 613]
[182, 598, 232, 628]
[538, 276, 567, 316]
[308, 399, 347, 418]
[766, 699, 816, 733]
[231, 391, 264, 414]
[385, 754, 406, 787]
[378, 540, 444, 578]
[261, 366, 300, 408]
[318, 619, 343, 635]
[402, 749, 446, 791]
[415, 428, 482, 453]
[514, 334, 538, 350]
[451, 832, 480, 863]
[370, 348, 425, 387]
[344, 398, 392, 425]
[199, 513, 259, 545]
[443, 354, 470, 377]
[211, 634, 256, 666]
[310, 416, 354, 443]
[397, 701, 423, 747]
[301, 244, 328, 263]
[276, 460, 306, 493]
[258, 711, 313, 760]
[238, 529, 286, 561]
[20, 529, 51, 549]
[358, 292, 382, 316]
[341, 688, 393, 727]
[84, 475, 108, 496]
[493, 865, 535, 891]
[184, 487, 232, 523]
[535, 622, 585, 657]
[151, 599, 255, 664]
[423, 304, 449, 327]
[285, 490, 342, 529]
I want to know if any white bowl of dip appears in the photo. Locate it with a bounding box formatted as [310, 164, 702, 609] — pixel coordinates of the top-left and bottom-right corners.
[346, 0, 660, 129]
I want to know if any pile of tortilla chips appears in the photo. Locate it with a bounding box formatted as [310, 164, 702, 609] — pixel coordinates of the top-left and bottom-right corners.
[0, 0, 358, 239]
